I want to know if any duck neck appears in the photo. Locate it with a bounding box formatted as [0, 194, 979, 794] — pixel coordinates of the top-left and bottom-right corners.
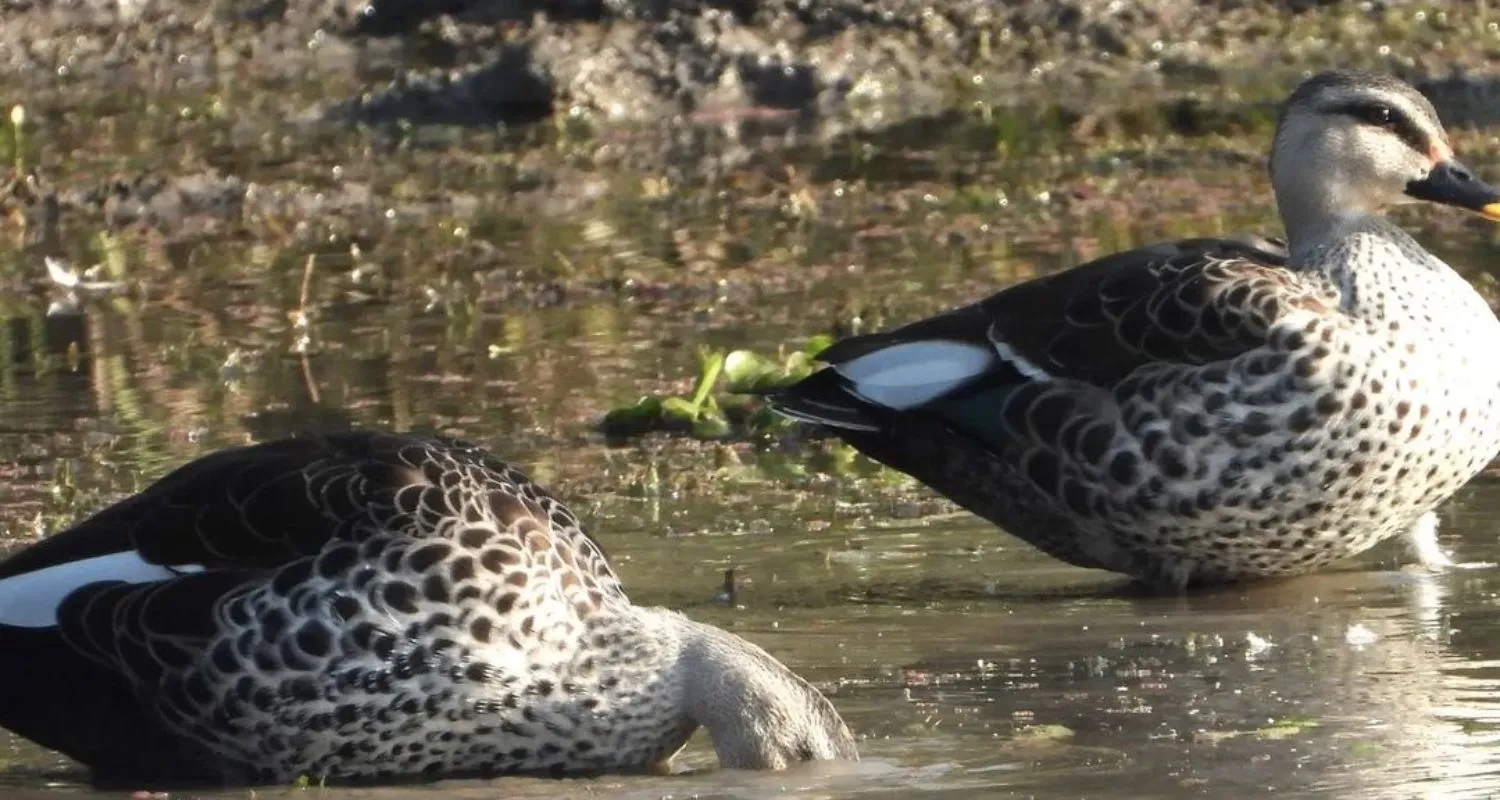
[1279, 204, 1358, 264]
[1273, 160, 1386, 262]
[650, 610, 856, 769]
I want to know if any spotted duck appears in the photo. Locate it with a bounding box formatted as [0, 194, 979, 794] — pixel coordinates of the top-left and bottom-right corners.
[0, 431, 857, 785]
[768, 70, 1500, 587]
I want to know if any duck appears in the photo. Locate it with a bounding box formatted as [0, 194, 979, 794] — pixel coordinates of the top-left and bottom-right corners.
[0, 431, 857, 786]
[767, 70, 1500, 587]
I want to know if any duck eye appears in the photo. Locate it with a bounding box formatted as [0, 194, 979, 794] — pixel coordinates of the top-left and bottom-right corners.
[1358, 104, 1395, 128]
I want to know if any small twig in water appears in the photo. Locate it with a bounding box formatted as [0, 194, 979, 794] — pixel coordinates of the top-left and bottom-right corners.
[296, 254, 320, 403]
[298, 253, 316, 319]
[300, 350, 321, 405]
[714, 567, 737, 606]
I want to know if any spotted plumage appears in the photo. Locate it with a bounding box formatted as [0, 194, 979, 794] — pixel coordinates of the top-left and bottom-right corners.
[769, 70, 1500, 586]
[0, 431, 855, 786]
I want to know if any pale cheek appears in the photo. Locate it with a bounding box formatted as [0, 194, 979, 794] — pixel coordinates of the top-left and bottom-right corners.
[1368, 158, 1424, 202]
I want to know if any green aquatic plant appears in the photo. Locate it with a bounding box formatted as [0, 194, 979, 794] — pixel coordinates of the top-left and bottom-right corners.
[90, 230, 130, 281]
[6, 105, 24, 175]
[600, 335, 834, 441]
[602, 346, 729, 440]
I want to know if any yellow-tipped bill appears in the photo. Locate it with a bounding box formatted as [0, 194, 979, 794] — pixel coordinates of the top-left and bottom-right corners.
[1406, 160, 1500, 219]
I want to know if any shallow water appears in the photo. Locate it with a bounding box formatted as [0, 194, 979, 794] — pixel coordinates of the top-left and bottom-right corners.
[5, 85, 1500, 799]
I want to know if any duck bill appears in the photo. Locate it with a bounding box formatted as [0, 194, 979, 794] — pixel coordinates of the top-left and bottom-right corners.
[1405, 160, 1500, 221]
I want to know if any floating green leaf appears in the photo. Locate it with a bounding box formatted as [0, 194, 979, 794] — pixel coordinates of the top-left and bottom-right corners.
[690, 347, 725, 410]
[692, 411, 731, 439]
[601, 396, 664, 436]
[599, 335, 841, 442]
[802, 333, 835, 358]
[723, 349, 777, 391]
[660, 396, 701, 423]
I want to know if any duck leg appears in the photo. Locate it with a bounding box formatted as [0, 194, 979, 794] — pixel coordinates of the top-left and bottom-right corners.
[1404, 512, 1453, 569]
[1402, 511, 1494, 571]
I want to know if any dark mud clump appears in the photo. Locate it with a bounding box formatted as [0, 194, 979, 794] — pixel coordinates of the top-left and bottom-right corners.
[7, 0, 1500, 142]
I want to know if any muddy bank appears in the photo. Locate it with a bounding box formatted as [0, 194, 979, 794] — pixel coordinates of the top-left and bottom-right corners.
[7, 1, 1500, 141]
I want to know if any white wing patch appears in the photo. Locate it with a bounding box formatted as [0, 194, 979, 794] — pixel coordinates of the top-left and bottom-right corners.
[0, 551, 205, 628]
[987, 323, 1051, 381]
[834, 340, 994, 410]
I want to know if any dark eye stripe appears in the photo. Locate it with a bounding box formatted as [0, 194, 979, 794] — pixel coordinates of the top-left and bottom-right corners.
[1329, 101, 1433, 157]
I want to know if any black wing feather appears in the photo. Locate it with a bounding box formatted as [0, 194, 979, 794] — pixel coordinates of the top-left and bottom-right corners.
[7, 431, 618, 575]
[9, 431, 625, 702]
[816, 235, 1306, 387]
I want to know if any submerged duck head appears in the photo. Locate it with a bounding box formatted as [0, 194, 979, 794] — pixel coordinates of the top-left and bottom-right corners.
[677, 615, 858, 769]
[1270, 70, 1500, 249]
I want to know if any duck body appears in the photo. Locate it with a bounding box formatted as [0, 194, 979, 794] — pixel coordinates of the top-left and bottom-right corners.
[773, 223, 1500, 585]
[0, 432, 855, 785]
[771, 71, 1500, 586]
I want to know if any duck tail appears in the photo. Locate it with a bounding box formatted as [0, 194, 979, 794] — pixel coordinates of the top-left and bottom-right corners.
[0, 623, 224, 785]
[760, 369, 884, 432]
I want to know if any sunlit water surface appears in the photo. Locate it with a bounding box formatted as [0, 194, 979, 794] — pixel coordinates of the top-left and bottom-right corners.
[3, 89, 1500, 800]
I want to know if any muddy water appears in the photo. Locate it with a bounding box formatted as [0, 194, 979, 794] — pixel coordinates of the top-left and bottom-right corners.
[6, 268, 1500, 800]
[4, 99, 1500, 799]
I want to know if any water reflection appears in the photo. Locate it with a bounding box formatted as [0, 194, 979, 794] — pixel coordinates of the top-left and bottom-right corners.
[6, 287, 1500, 797]
[4, 134, 1500, 800]
[622, 477, 1500, 793]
